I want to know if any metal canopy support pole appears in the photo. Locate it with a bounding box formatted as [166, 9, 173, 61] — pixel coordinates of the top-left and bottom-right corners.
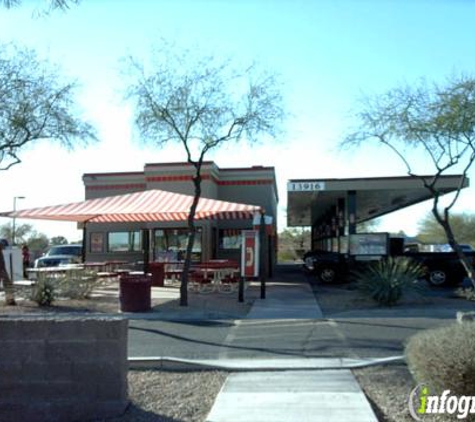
[347, 190, 357, 235]
[259, 211, 266, 300]
[142, 229, 150, 274]
[238, 277, 244, 303]
[338, 198, 346, 237]
[81, 223, 87, 263]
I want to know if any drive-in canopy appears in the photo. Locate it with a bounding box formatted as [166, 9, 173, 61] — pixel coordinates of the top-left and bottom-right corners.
[287, 174, 468, 229]
[0, 189, 263, 223]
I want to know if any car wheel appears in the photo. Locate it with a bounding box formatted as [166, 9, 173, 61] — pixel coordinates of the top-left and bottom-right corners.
[318, 266, 338, 283]
[428, 269, 448, 286]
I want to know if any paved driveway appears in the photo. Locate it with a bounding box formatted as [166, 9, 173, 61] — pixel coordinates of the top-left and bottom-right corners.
[128, 265, 473, 359]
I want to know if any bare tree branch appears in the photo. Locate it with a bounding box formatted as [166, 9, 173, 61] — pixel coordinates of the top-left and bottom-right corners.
[342, 74, 475, 286]
[0, 44, 97, 171]
[125, 42, 285, 305]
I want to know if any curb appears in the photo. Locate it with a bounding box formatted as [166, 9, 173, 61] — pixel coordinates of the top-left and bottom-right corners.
[128, 355, 405, 371]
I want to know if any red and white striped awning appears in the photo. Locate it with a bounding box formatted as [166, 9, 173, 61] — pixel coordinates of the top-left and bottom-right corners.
[0, 189, 263, 223]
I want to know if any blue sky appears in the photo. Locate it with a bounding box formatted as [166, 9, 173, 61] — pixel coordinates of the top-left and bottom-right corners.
[1, 0, 475, 240]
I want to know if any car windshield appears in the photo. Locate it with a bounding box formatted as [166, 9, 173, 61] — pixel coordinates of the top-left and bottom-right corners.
[47, 245, 82, 256]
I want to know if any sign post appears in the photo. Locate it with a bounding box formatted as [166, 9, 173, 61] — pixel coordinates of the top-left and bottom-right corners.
[240, 230, 259, 302]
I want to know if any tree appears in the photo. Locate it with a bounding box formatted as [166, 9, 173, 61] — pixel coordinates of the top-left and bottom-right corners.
[0, 222, 33, 245]
[50, 235, 68, 245]
[0, 222, 49, 252]
[357, 219, 380, 233]
[418, 212, 475, 246]
[0, 44, 96, 170]
[342, 75, 475, 287]
[27, 232, 49, 257]
[0, 44, 96, 305]
[278, 228, 311, 262]
[1, 0, 80, 12]
[126, 43, 285, 306]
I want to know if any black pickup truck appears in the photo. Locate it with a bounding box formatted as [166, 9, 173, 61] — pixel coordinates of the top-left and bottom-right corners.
[303, 240, 475, 287]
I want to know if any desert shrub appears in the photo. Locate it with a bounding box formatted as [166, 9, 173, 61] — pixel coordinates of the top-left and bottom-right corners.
[31, 279, 55, 306]
[55, 270, 102, 299]
[353, 257, 425, 306]
[455, 287, 475, 301]
[405, 322, 475, 395]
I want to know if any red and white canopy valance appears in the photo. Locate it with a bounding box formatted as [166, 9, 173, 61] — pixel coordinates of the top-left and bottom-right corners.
[0, 189, 263, 223]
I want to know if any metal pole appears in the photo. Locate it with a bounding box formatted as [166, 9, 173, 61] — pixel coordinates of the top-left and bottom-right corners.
[142, 228, 150, 274]
[238, 276, 245, 302]
[81, 223, 87, 263]
[259, 212, 266, 300]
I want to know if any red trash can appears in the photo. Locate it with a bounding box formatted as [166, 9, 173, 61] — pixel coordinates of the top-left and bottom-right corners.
[149, 262, 165, 287]
[119, 274, 152, 312]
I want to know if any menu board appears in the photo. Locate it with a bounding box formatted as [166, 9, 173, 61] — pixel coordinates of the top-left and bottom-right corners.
[90, 232, 104, 253]
[349, 233, 388, 256]
[332, 237, 339, 253]
[339, 236, 349, 254]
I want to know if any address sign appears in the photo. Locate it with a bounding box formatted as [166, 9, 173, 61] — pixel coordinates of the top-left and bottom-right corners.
[287, 181, 326, 192]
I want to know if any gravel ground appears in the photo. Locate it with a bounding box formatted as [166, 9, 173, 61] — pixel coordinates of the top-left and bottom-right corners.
[353, 363, 415, 422]
[106, 370, 228, 422]
[354, 363, 472, 422]
[311, 280, 462, 317]
[0, 281, 254, 319]
[317, 280, 474, 422]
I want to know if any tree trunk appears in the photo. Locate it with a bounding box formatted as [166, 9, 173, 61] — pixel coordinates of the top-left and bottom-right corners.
[433, 208, 475, 288]
[0, 245, 16, 305]
[180, 167, 202, 307]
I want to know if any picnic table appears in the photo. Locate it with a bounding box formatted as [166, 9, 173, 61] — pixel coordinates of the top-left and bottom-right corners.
[189, 260, 240, 293]
[27, 260, 129, 282]
[26, 264, 85, 282]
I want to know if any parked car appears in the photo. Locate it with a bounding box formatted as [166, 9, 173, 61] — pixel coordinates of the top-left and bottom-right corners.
[34, 244, 83, 268]
[304, 244, 475, 286]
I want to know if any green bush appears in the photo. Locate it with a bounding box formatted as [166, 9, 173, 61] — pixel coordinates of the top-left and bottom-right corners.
[31, 279, 55, 306]
[56, 271, 103, 299]
[353, 257, 425, 306]
[405, 322, 475, 395]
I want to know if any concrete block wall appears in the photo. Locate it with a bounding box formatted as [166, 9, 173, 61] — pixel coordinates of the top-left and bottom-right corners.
[0, 316, 128, 422]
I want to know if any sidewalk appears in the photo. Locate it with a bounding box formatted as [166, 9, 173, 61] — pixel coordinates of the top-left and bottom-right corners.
[246, 280, 323, 319]
[206, 370, 377, 422]
[204, 275, 378, 422]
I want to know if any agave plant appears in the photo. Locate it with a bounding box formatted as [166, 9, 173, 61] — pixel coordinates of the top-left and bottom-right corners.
[353, 257, 425, 306]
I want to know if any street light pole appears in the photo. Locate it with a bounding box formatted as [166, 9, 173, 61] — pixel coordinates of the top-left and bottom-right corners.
[12, 196, 25, 246]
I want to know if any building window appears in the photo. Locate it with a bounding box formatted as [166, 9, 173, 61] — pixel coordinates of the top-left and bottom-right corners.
[219, 229, 242, 250]
[154, 228, 201, 262]
[108, 231, 141, 252]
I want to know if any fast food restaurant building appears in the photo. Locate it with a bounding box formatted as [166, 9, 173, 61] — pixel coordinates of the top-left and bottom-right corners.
[82, 161, 278, 267]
